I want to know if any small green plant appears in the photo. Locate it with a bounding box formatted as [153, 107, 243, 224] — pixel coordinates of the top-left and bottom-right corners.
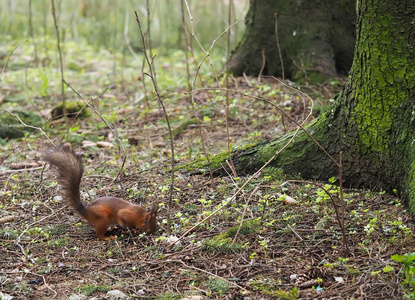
[38, 263, 54, 275]
[108, 267, 121, 273]
[314, 177, 340, 204]
[248, 276, 298, 299]
[158, 292, 181, 300]
[223, 219, 262, 238]
[338, 257, 349, 264]
[35, 68, 50, 97]
[248, 131, 262, 143]
[104, 111, 117, 124]
[391, 252, 415, 297]
[0, 228, 19, 239]
[258, 236, 269, 249]
[12, 281, 30, 293]
[206, 277, 230, 294]
[262, 167, 286, 182]
[178, 214, 193, 227]
[47, 224, 68, 236]
[27, 226, 50, 239]
[79, 284, 111, 296]
[387, 219, 412, 236]
[50, 237, 70, 247]
[202, 236, 242, 254]
[383, 265, 394, 273]
[198, 197, 212, 208]
[346, 265, 361, 275]
[364, 217, 378, 236]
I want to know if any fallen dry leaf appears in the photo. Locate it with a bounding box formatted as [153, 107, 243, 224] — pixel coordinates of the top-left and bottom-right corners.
[96, 141, 114, 149]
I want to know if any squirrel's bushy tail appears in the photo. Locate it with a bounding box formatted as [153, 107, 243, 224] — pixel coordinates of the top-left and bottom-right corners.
[43, 145, 87, 218]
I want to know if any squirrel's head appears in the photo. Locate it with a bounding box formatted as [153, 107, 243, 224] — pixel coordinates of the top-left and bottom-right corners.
[144, 202, 158, 233]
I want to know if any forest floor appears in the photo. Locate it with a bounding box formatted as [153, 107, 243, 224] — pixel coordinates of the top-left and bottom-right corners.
[1, 42, 415, 299]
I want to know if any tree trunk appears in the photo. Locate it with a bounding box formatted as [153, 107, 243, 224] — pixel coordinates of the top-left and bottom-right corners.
[227, 0, 356, 83]
[193, 0, 415, 214]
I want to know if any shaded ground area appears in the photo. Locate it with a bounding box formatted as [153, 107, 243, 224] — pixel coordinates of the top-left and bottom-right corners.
[1, 42, 414, 299]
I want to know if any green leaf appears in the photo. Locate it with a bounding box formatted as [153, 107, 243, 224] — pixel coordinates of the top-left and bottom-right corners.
[405, 252, 415, 263]
[382, 265, 394, 273]
[391, 254, 405, 263]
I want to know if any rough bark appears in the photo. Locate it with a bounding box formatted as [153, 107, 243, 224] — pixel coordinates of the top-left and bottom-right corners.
[191, 0, 415, 214]
[227, 0, 356, 83]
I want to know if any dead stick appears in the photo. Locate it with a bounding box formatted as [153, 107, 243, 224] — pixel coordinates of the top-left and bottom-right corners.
[288, 224, 303, 241]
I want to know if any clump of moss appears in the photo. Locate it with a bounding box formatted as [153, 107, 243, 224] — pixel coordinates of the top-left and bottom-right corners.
[202, 219, 262, 254]
[51, 101, 91, 119]
[0, 109, 43, 139]
[222, 219, 262, 238]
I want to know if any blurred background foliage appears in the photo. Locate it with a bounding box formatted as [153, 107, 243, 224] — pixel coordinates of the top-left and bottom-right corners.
[0, 0, 248, 56]
[0, 0, 248, 103]
[0, 0, 248, 141]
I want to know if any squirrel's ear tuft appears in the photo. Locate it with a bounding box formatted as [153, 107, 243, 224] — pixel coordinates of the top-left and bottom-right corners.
[150, 202, 158, 214]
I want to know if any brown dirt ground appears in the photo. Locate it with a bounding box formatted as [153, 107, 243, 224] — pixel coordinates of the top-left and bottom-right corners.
[1, 77, 414, 299]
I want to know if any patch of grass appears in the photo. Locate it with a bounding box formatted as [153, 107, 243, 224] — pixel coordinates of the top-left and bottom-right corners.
[38, 264, 53, 275]
[108, 267, 121, 274]
[262, 166, 287, 182]
[79, 284, 111, 296]
[7, 282, 31, 293]
[206, 277, 231, 294]
[0, 228, 19, 240]
[46, 224, 69, 236]
[50, 237, 71, 248]
[346, 265, 361, 275]
[158, 292, 182, 300]
[202, 236, 242, 254]
[249, 276, 298, 299]
[183, 203, 199, 215]
[222, 219, 262, 238]
[201, 211, 262, 255]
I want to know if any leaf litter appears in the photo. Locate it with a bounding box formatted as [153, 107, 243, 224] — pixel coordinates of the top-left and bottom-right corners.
[0, 42, 413, 299]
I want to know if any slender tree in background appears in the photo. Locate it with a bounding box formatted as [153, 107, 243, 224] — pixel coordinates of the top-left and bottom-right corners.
[50, 0, 67, 123]
[211, 1, 415, 213]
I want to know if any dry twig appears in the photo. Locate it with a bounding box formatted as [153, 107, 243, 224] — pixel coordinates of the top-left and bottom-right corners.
[135, 11, 175, 235]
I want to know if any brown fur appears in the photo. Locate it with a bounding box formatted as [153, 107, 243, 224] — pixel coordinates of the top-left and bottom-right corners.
[43, 145, 157, 239]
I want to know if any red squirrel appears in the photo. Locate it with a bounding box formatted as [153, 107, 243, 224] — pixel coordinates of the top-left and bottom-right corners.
[43, 145, 157, 239]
